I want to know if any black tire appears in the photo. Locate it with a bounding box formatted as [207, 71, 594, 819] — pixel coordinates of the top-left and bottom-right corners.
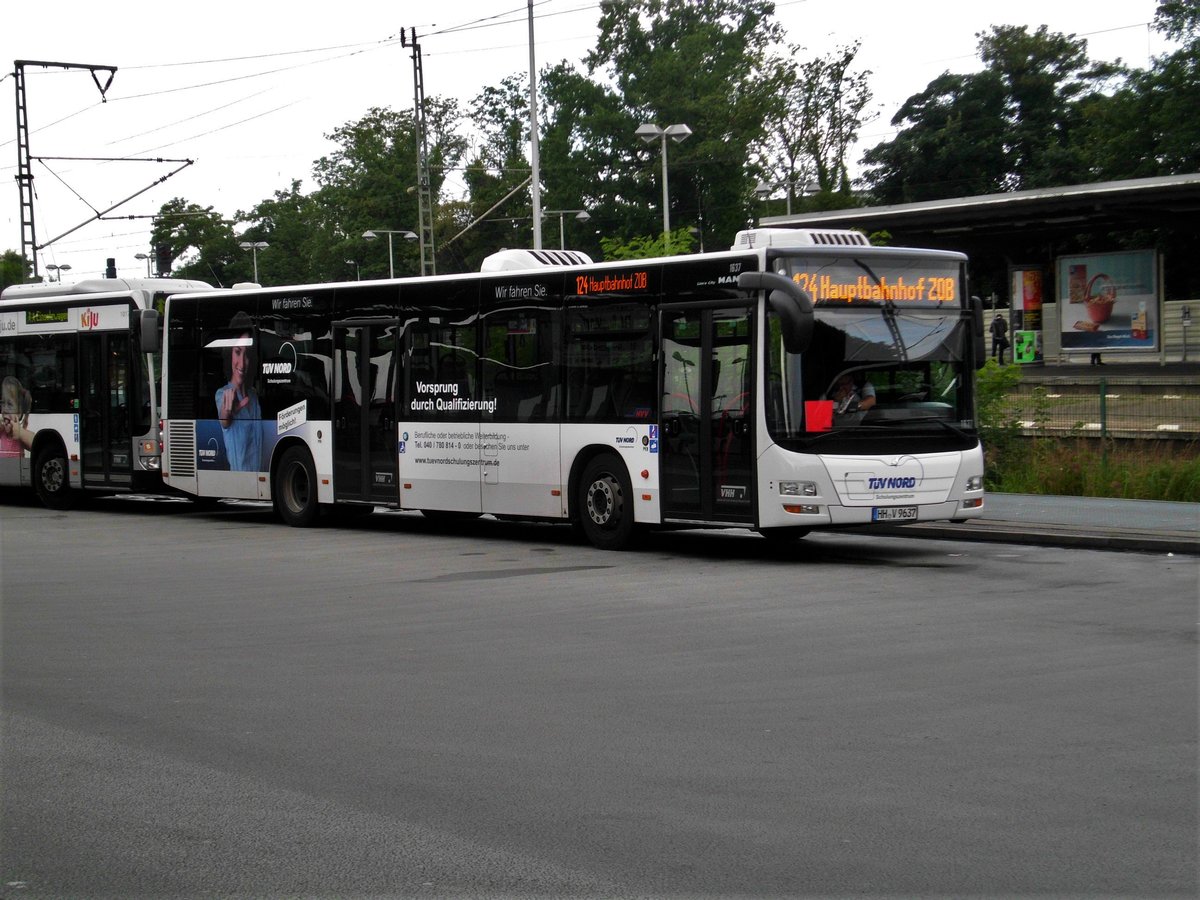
[577, 454, 635, 550]
[758, 526, 811, 543]
[33, 445, 75, 510]
[274, 446, 320, 527]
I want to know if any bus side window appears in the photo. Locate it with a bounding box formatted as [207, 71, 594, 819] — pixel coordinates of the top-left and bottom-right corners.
[565, 303, 655, 423]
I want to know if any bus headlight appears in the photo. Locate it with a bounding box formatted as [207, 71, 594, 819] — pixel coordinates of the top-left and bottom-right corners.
[966, 475, 983, 491]
[779, 480, 817, 497]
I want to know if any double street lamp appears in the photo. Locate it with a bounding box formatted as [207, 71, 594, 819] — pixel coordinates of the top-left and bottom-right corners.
[362, 229, 417, 279]
[542, 209, 590, 250]
[45, 263, 71, 283]
[635, 123, 692, 239]
[238, 241, 269, 282]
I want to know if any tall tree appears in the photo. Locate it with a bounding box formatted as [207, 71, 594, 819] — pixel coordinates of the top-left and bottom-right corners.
[860, 72, 1010, 203]
[583, 0, 784, 248]
[1, 250, 33, 290]
[1075, 1, 1199, 180]
[755, 41, 873, 208]
[311, 102, 467, 279]
[149, 199, 237, 285]
[863, 25, 1119, 200]
[446, 75, 540, 272]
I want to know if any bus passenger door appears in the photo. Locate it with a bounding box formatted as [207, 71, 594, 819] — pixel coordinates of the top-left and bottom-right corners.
[333, 322, 399, 505]
[79, 332, 133, 488]
[660, 306, 755, 524]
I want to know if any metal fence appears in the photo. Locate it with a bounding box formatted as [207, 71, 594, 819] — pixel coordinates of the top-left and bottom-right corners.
[1004, 377, 1200, 441]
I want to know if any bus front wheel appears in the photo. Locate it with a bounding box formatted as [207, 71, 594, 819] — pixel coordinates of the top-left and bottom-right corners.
[274, 447, 320, 527]
[33, 445, 75, 510]
[578, 454, 635, 551]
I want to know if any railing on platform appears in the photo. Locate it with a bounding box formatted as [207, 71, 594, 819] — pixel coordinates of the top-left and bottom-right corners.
[1005, 377, 1200, 441]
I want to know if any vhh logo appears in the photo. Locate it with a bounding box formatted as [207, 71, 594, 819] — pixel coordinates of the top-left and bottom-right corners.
[80, 309, 100, 330]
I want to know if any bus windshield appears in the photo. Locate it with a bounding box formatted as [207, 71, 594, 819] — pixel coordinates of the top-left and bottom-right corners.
[765, 254, 975, 447]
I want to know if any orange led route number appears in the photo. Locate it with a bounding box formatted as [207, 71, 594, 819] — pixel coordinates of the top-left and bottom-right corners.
[792, 272, 957, 304]
[574, 270, 650, 295]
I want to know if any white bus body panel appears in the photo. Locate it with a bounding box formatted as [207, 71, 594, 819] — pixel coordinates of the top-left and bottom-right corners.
[396, 421, 660, 521]
[164, 418, 335, 504]
[398, 422, 483, 513]
[0, 413, 79, 489]
[560, 423, 661, 524]
[755, 442, 985, 528]
[480, 423, 562, 518]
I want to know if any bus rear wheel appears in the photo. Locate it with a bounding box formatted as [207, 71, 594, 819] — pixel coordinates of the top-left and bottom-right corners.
[578, 454, 635, 551]
[33, 445, 75, 510]
[274, 447, 320, 527]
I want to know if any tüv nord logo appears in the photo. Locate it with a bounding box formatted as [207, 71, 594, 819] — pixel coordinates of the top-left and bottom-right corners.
[862, 455, 925, 491]
[868, 475, 917, 489]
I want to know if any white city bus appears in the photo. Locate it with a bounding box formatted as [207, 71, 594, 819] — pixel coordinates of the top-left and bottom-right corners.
[159, 229, 987, 549]
[0, 277, 212, 508]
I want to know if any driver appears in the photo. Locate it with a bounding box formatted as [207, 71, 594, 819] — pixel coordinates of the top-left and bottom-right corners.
[831, 373, 876, 413]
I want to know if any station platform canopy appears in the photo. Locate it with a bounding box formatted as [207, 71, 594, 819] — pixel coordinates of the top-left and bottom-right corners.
[759, 173, 1200, 299]
[760, 173, 1200, 243]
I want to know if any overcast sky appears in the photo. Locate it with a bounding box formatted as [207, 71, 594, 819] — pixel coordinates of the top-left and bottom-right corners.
[1, 0, 1173, 280]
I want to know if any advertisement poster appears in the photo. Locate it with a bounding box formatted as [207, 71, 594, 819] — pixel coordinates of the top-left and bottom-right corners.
[1057, 250, 1158, 352]
[1010, 267, 1044, 364]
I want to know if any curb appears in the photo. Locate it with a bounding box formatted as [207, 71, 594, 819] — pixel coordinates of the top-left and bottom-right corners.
[865, 521, 1200, 555]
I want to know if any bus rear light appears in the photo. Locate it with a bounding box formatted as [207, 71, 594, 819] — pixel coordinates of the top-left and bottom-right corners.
[641, 494, 652, 501]
[962, 497, 983, 509]
[783, 503, 820, 515]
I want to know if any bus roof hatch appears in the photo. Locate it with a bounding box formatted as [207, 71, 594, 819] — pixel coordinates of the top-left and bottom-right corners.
[480, 249, 594, 272]
[731, 228, 871, 250]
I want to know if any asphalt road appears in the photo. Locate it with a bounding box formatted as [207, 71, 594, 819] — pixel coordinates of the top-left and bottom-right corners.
[2, 497, 1196, 897]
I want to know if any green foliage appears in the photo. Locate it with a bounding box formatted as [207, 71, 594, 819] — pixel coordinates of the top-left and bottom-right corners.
[978, 347, 1200, 501]
[990, 438, 1200, 502]
[974, 360, 1026, 486]
[1, 251, 33, 290]
[599, 228, 696, 261]
[755, 41, 872, 200]
[863, 24, 1124, 201]
[150, 199, 236, 285]
[586, 0, 787, 247]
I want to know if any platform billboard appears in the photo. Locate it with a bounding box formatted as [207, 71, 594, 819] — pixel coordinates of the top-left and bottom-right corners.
[1056, 250, 1159, 353]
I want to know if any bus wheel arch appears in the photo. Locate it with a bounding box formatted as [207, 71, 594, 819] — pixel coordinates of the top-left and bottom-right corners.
[31, 434, 75, 510]
[572, 448, 636, 551]
[272, 441, 320, 527]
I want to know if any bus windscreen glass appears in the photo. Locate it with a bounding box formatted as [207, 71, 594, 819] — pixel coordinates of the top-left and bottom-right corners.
[766, 255, 975, 447]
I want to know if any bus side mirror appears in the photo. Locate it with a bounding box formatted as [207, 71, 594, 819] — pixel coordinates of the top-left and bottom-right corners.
[970, 295, 986, 370]
[136, 308, 161, 354]
[738, 271, 813, 354]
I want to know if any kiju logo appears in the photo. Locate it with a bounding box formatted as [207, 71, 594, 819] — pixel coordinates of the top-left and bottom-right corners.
[80, 309, 100, 330]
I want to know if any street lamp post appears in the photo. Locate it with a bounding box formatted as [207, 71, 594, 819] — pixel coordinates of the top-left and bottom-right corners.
[363, 229, 418, 279]
[134, 253, 152, 277]
[238, 241, 269, 282]
[635, 123, 692, 241]
[542, 209, 590, 250]
[45, 264, 71, 283]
